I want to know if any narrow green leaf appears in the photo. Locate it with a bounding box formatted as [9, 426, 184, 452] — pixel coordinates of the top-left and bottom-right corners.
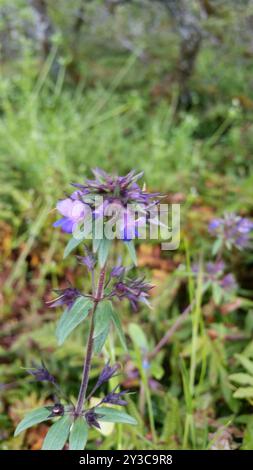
[233, 387, 253, 399]
[55, 308, 69, 337]
[212, 238, 222, 256]
[93, 301, 112, 339]
[235, 354, 253, 376]
[128, 323, 148, 350]
[92, 237, 101, 254]
[98, 239, 111, 267]
[111, 308, 128, 351]
[56, 297, 93, 345]
[125, 240, 138, 266]
[93, 323, 110, 353]
[42, 416, 72, 450]
[69, 417, 88, 450]
[64, 235, 85, 259]
[14, 407, 51, 436]
[97, 407, 137, 425]
[212, 283, 223, 305]
[229, 373, 253, 386]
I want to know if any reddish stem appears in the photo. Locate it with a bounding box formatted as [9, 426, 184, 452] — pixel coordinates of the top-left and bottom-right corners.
[75, 265, 106, 416]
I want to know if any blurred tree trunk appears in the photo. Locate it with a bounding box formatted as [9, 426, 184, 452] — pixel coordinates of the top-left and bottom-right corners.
[29, 0, 54, 57]
[159, 0, 202, 107]
[106, 0, 202, 107]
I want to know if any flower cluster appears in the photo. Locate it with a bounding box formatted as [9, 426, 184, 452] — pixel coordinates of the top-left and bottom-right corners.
[53, 168, 161, 240]
[47, 259, 153, 313]
[83, 362, 128, 429]
[190, 212, 253, 304]
[72, 168, 159, 206]
[209, 213, 253, 250]
[111, 276, 153, 312]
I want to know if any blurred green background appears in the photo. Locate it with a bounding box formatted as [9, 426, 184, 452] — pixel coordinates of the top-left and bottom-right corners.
[1, 0, 253, 450]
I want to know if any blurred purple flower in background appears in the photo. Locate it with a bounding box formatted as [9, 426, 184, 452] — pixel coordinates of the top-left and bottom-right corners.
[209, 213, 253, 249]
[220, 273, 237, 291]
[192, 260, 237, 293]
[192, 260, 225, 280]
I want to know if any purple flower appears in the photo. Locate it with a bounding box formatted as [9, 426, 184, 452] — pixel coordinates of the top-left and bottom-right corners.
[110, 261, 126, 279]
[95, 362, 120, 390]
[53, 191, 88, 233]
[192, 261, 225, 280]
[220, 273, 237, 291]
[72, 169, 156, 205]
[192, 261, 237, 294]
[208, 219, 221, 231]
[101, 386, 128, 406]
[111, 276, 153, 311]
[121, 208, 138, 241]
[209, 213, 253, 249]
[27, 363, 56, 384]
[85, 410, 102, 429]
[47, 287, 81, 310]
[77, 247, 96, 272]
[206, 261, 225, 276]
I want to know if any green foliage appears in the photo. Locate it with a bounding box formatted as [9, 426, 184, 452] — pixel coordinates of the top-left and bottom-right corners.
[93, 301, 112, 339]
[230, 354, 253, 402]
[64, 235, 86, 259]
[98, 239, 112, 267]
[42, 416, 72, 450]
[111, 307, 128, 351]
[128, 323, 148, 351]
[56, 298, 93, 345]
[125, 241, 138, 266]
[69, 417, 88, 450]
[93, 300, 128, 352]
[14, 408, 51, 436]
[97, 407, 137, 425]
[242, 419, 253, 450]
[93, 324, 111, 354]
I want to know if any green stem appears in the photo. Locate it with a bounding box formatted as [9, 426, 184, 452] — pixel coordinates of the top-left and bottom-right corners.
[136, 347, 157, 445]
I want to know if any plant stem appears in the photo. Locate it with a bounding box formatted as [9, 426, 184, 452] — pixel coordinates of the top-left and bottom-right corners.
[136, 346, 157, 444]
[75, 264, 107, 416]
[147, 302, 193, 360]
